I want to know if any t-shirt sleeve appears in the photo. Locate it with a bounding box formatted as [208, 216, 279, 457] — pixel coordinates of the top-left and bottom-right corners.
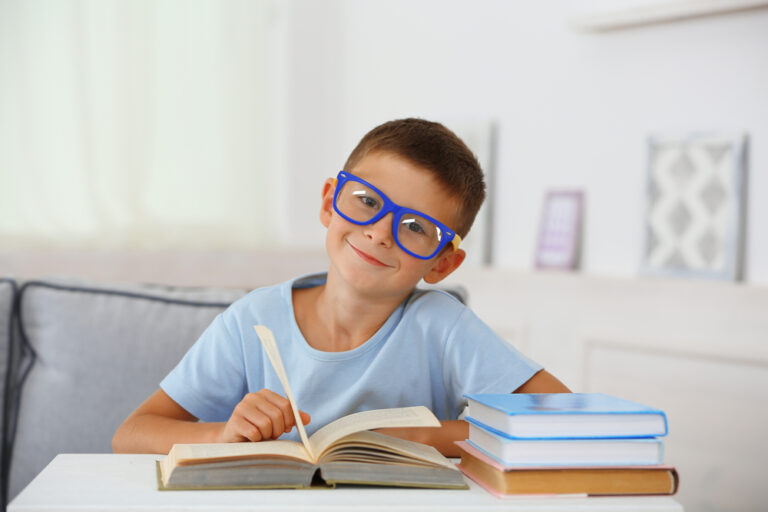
[441, 307, 543, 403]
[160, 310, 248, 421]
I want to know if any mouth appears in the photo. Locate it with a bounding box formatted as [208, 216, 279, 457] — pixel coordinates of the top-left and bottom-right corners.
[347, 241, 392, 267]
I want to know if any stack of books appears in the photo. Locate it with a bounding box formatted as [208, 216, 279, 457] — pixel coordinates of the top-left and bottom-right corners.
[457, 393, 679, 497]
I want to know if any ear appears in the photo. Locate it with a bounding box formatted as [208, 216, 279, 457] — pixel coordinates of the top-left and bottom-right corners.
[423, 248, 466, 284]
[319, 178, 336, 228]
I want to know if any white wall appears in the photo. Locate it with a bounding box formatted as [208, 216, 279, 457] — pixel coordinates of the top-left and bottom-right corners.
[283, 1, 768, 284]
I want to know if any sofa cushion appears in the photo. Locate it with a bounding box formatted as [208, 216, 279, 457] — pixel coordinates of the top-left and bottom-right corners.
[0, 278, 17, 507]
[7, 279, 246, 501]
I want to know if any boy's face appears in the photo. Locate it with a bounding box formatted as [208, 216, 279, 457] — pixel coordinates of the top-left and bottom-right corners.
[320, 151, 466, 301]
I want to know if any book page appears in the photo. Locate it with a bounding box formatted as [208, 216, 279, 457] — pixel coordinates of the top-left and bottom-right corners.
[168, 440, 312, 466]
[322, 430, 456, 469]
[309, 406, 440, 458]
[253, 325, 313, 460]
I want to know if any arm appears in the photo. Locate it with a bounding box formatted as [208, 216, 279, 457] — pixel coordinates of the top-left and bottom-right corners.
[513, 368, 570, 393]
[375, 370, 570, 457]
[112, 389, 218, 454]
[112, 388, 310, 454]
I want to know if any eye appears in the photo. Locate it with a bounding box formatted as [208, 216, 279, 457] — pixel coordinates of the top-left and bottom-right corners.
[359, 195, 380, 209]
[403, 219, 427, 235]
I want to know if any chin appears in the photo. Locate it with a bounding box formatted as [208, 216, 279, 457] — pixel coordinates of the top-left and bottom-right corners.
[336, 261, 402, 296]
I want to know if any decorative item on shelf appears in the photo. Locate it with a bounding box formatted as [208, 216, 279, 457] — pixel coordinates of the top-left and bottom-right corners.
[641, 133, 748, 281]
[534, 190, 584, 271]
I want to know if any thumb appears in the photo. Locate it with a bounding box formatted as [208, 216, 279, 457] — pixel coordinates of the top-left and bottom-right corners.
[299, 411, 311, 425]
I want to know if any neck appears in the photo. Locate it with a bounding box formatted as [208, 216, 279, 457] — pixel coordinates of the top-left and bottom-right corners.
[298, 268, 412, 352]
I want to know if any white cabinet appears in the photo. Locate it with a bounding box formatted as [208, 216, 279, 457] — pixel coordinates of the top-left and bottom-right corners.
[443, 268, 768, 512]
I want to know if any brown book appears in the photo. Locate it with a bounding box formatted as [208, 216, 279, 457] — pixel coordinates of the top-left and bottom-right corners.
[456, 441, 678, 497]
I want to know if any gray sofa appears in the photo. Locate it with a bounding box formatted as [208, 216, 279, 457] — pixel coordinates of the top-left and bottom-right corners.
[0, 277, 248, 509]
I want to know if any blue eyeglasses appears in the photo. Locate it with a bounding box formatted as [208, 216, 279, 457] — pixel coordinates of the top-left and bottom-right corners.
[331, 171, 461, 260]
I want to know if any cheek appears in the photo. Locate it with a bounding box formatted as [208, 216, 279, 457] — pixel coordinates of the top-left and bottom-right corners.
[326, 213, 346, 233]
[326, 215, 358, 247]
[398, 256, 433, 276]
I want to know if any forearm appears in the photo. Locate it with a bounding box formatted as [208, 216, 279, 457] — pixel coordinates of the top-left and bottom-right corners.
[374, 369, 570, 456]
[112, 414, 223, 454]
[374, 420, 468, 458]
[515, 369, 570, 393]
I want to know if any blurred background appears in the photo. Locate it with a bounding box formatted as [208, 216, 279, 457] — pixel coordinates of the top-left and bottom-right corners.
[1, 2, 767, 510]
[1, 0, 766, 285]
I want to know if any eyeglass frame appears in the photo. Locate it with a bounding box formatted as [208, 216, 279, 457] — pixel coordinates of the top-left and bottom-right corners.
[330, 170, 462, 260]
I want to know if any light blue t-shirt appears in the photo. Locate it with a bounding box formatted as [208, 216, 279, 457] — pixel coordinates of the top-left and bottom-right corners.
[160, 273, 542, 441]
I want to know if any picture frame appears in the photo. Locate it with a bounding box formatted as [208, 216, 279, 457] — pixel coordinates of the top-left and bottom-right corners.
[534, 190, 585, 271]
[641, 133, 748, 281]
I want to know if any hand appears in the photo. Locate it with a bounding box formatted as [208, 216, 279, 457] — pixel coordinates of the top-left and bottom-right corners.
[218, 389, 311, 443]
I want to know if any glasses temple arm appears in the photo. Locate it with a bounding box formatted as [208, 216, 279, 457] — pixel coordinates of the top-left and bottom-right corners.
[450, 234, 462, 251]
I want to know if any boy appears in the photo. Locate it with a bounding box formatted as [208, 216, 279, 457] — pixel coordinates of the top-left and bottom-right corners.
[113, 118, 569, 457]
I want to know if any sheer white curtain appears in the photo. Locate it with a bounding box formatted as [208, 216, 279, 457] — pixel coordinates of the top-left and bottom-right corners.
[0, 0, 285, 250]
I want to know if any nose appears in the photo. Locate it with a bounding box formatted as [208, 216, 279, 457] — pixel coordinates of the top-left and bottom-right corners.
[363, 213, 394, 248]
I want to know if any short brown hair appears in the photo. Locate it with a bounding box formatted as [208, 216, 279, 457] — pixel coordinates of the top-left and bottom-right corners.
[343, 118, 485, 238]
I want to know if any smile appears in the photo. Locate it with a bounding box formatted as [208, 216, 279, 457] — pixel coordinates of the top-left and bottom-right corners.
[347, 241, 392, 267]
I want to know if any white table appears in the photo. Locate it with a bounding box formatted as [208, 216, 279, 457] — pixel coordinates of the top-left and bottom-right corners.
[9, 454, 684, 511]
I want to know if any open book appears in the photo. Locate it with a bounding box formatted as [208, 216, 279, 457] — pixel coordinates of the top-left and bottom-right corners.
[157, 325, 467, 490]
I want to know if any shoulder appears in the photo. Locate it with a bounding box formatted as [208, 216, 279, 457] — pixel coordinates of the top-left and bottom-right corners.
[404, 287, 468, 314]
[402, 287, 506, 346]
[218, 274, 310, 331]
[399, 287, 473, 335]
[234, 279, 289, 307]
[219, 272, 325, 334]
[228, 272, 326, 316]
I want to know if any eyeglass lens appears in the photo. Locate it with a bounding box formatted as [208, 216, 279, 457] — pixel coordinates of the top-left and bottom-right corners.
[336, 181, 443, 257]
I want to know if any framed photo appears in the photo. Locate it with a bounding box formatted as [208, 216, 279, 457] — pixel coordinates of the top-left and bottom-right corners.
[535, 190, 584, 270]
[641, 133, 748, 281]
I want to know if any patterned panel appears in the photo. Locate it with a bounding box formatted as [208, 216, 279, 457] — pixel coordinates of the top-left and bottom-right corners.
[643, 134, 747, 280]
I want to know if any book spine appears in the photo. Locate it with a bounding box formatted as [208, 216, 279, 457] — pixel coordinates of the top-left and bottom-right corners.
[465, 415, 666, 440]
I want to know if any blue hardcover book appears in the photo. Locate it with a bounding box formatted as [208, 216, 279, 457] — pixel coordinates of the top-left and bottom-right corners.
[465, 420, 664, 467]
[464, 393, 668, 439]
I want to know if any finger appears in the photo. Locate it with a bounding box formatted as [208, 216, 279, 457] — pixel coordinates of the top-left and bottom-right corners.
[234, 398, 278, 440]
[250, 412, 274, 441]
[229, 415, 263, 442]
[249, 395, 285, 439]
[231, 401, 266, 441]
[299, 411, 311, 425]
[259, 390, 295, 433]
